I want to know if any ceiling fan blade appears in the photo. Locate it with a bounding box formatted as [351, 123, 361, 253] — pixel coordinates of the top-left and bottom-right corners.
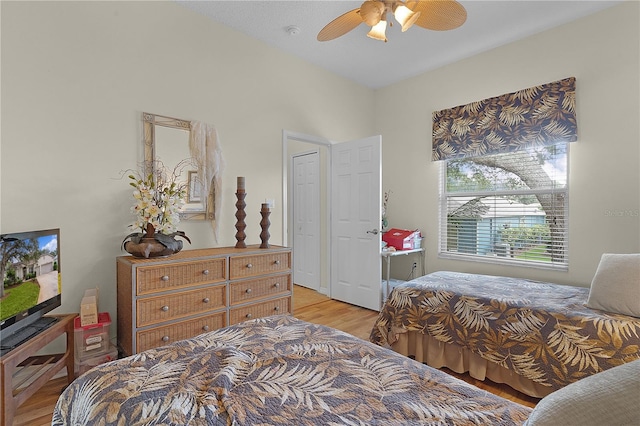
[407, 0, 467, 31]
[317, 9, 363, 41]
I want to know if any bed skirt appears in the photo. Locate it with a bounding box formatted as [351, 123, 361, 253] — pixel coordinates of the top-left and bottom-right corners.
[391, 330, 553, 398]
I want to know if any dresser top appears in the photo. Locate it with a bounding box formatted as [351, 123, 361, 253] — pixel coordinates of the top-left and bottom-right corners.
[117, 245, 290, 265]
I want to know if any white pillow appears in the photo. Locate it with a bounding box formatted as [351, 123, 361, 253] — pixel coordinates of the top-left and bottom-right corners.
[524, 359, 640, 426]
[586, 253, 640, 318]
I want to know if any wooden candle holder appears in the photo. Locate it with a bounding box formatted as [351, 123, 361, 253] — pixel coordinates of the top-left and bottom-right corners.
[235, 177, 247, 248]
[260, 203, 271, 249]
[235, 192, 247, 249]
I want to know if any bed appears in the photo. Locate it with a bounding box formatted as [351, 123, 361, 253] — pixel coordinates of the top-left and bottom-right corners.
[370, 268, 640, 398]
[53, 315, 532, 425]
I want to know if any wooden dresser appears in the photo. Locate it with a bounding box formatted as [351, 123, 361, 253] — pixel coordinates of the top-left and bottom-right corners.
[116, 245, 292, 356]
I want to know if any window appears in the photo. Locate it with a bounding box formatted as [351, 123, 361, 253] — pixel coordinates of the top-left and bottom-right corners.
[440, 143, 569, 269]
[432, 77, 576, 269]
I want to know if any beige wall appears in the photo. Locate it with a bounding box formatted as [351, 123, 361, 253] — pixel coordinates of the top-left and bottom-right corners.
[1, 0, 638, 346]
[0, 1, 374, 342]
[376, 2, 640, 287]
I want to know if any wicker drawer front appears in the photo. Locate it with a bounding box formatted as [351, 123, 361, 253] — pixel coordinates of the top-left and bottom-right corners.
[136, 311, 226, 353]
[136, 285, 226, 327]
[229, 274, 291, 306]
[229, 296, 291, 324]
[229, 252, 291, 279]
[136, 258, 226, 295]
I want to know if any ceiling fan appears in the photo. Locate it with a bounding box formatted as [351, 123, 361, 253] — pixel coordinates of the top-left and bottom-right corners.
[317, 0, 467, 42]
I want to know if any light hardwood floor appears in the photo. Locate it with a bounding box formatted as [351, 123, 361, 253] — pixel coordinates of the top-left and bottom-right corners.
[14, 285, 537, 425]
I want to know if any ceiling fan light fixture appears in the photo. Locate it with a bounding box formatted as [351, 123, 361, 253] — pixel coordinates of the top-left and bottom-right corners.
[393, 3, 421, 32]
[367, 15, 387, 42]
[317, 0, 465, 42]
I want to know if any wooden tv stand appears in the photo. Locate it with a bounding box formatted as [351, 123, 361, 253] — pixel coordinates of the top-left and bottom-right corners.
[0, 313, 76, 426]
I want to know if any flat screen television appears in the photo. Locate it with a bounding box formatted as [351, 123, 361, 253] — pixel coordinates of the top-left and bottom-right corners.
[0, 228, 61, 351]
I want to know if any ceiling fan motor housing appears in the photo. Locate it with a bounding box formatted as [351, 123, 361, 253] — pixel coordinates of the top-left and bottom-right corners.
[360, 1, 386, 26]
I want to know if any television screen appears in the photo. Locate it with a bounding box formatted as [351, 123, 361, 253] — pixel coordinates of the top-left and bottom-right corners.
[0, 228, 61, 340]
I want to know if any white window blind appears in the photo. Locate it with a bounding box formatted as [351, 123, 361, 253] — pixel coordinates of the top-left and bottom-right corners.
[440, 143, 569, 269]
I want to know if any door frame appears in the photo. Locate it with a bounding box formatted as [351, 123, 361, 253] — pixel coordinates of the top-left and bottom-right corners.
[282, 130, 333, 297]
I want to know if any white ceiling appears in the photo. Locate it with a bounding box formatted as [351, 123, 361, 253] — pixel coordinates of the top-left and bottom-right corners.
[177, 0, 621, 89]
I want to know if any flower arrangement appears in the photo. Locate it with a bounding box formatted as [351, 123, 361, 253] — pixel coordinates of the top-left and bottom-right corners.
[129, 168, 186, 235]
[122, 161, 191, 257]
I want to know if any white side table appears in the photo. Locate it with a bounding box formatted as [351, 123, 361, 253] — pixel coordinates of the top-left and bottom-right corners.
[380, 248, 425, 304]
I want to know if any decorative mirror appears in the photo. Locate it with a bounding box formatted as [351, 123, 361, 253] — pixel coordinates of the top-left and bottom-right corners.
[143, 112, 210, 220]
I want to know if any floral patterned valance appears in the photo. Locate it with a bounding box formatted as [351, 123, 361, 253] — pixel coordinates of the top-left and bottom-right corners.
[432, 77, 577, 161]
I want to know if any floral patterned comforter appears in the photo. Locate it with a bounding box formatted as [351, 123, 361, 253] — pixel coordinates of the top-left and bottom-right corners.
[53, 315, 531, 425]
[371, 271, 640, 392]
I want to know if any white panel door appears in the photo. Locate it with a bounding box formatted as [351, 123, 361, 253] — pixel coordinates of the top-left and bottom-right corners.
[292, 152, 320, 290]
[330, 135, 382, 311]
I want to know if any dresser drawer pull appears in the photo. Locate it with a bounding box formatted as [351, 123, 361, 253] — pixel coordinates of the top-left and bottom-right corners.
[161, 275, 169, 281]
[203, 269, 209, 275]
[246, 263, 253, 269]
[161, 305, 169, 312]
[162, 336, 170, 342]
[274, 306, 280, 311]
[245, 288, 252, 294]
[202, 297, 210, 303]
[274, 282, 280, 288]
[274, 260, 280, 265]
[246, 313, 253, 319]
[202, 325, 210, 332]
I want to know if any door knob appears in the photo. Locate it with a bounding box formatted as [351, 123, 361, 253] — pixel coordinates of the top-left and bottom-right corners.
[367, 229, 379, 235]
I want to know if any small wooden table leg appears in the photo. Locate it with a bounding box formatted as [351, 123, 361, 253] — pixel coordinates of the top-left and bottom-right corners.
[65, 318, 75, 384]
[0, 313, 77, 426]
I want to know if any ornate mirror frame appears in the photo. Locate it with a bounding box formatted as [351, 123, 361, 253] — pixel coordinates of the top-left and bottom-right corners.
[143, 112, 210, 221]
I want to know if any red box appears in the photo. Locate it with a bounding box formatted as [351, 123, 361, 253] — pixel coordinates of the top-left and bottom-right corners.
[383, 228, 417, 250]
